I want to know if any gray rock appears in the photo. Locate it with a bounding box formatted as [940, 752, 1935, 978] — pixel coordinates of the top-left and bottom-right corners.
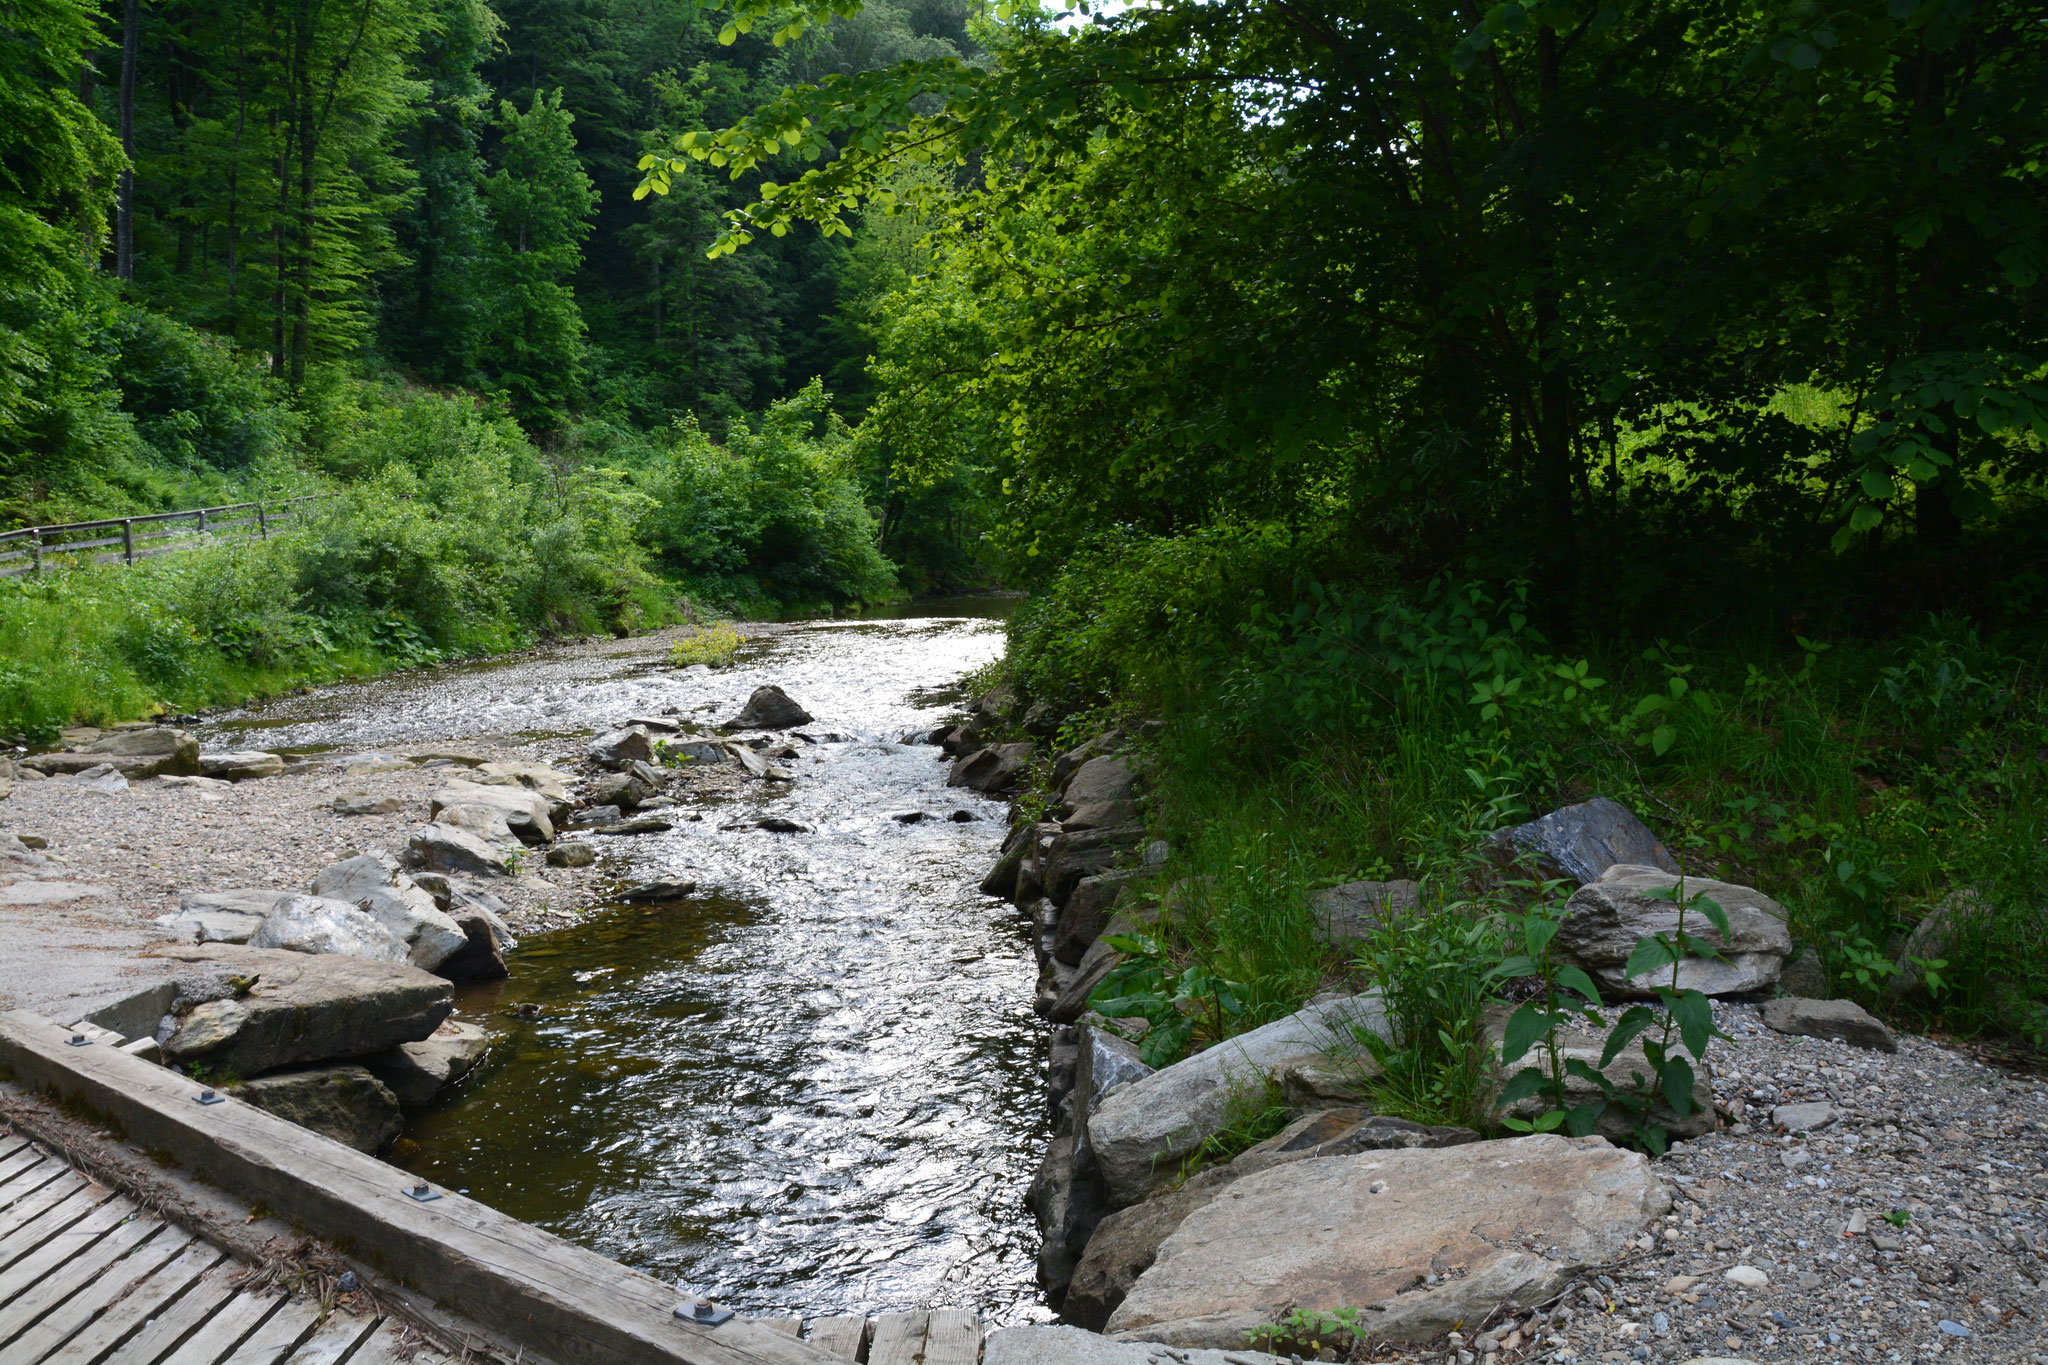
[77, 767, 132, 793]
[985, 1326, 1280, 1365]
[333, 792, 403, 816]
[199, 750, 285, 781]
[727, 742, 775, 780]
[250, 895, 412, 964]
[667, 740, 729, 766]
[1087, 993, 1390, 1207]
[1055, 871, 1152, 966]
[619, 879, 699, 902]
[1555, 865, 1791, 997]
[430, 781, 553, 844]
[1759, 995, 1897, 1052]
[1060, 755, 1139, 830]
[948, 743, 1037, 794]
[565, 805, 623, 829]
[1043, 826, 1145, 907]
[91, 726, 202, 771]
[405, 823, 511, 877]
[231, 1064, 402, 1152]
[435, 802, 517, 846]
[585, 771, 652, 811]
[473, 760, 576, 801]
[309, 852, 469, 972]
[1104, 1135, 1671, 1347]
[586, 727, 653, 769]
[591, 817, 672, 836]
[436, 912, 510, 983]
[545, 842, 596, 868]
[364, 1019, 490, 1108]
[723, 684, 813, 730]
[981, 822, 1047, 901]
[179, 887, 296, 917]
[1312, 879, 1422, 942]
[158, 942, 452, 1076]
[1486, 796, 1680, 885]
[1770, 1101, 1838, 1133]
[154, 909, 266, 944]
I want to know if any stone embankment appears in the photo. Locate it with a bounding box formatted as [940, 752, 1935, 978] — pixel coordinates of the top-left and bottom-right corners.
[0, 672, 840, 1154]
[932, 691, 2048, 1364]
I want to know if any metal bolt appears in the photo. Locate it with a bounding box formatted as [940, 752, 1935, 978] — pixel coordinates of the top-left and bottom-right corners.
[195, 1089, 224, 1105]
[67, 1033, 89, 1046]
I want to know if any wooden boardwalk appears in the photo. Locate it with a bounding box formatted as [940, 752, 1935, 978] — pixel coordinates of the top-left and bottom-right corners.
[0, 1126, 985, 1365]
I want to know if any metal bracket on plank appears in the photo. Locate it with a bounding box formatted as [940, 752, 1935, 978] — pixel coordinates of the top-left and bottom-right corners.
[66, 1034, 92, 1047]
[194, 1089, 225, 1105]
[675, 1297, 734, 1327]
[406, 1182, 443, 1203]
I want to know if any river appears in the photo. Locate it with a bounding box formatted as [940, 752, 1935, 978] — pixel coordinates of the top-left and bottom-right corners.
[200, 601, 1050, 1321]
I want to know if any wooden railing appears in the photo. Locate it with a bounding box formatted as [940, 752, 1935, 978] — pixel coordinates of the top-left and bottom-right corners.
[0, 495, 321, 578]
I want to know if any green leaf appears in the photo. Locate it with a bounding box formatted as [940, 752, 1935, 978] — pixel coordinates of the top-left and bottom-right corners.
[1624, 934, 1678, 982]
[1668, 990, 1716, 1058]
[1859, 468, 1893, 498]
[1501, 1002, 1550, 1066]
[1556, 964, 1603, 1006]
[1599, 1006, 1657, 1067]
[1495, 1065, 1552, 1109]
[1661, 1054, 1698, 1115]
[1564, 1102, 1606, 1137]
[1531, 1108, 1566, 1132]
[1691, 894, 1730, 941]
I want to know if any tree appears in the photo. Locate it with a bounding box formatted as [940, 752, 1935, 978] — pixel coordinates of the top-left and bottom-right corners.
[479, 88, 597, 435]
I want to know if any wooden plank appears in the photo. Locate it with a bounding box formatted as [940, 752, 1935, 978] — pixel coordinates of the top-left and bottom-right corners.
[920, 1311, 980, 1365]
[328, 1319, 452, 1365]
[0, 1184, 113, 1274]
[0, 1208, 165, 1349]
[0, 1132, 32, 1163]
[804, 1316, 868, 1363]
[158, 1290, 285, 1365]
[214, 1293, 327, 1365]
[7, 1231, 208, 1364]
[759, 1319, 803, 1338]
[97, 1263, 246, 1365]
[0, 1169, 89, 1239]
[0, 1144, 48, 1183]
[267, 1311, 377, 1365]
[0, 1008, 847, 1365]
[867, 1313, 928, 1365]
[0, 1152, 67, 1204]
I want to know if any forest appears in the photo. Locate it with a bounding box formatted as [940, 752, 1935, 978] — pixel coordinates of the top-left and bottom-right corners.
[2, 0, 2046, 1049]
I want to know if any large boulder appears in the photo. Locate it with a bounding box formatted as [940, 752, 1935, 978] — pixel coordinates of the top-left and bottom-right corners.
[363, 1019, 491, 1108]
[157, 943, 452, 1076]
[1042, 826, 1145, 907]
[1039, 1025, 1155, 1297]
[157, 888, 294, 945]
[28, 727, 201, 778]
[405, 823, 511, 877]
[1486, 797, 1680, 885]
[248, 895, 412, 964]
[1312, 879, 1422, 943]
[431, 781, 554, 844]
[1059, 755, 1139, 830]
[199, 750, 285, 781]
[310, 852, 469, 972]
[1104, 1135, 1672, 1347]
[1054, 871, 1151, 965]
[231, 1064, 402, 1152]
[1065, 1110, 1478, 1330]
[474, 760, 575, 801]
[1555, 864, 1791, 997]
[723, 684, 814, 730]
[948, 743, 1037, 794]
[1087, 994, 1389, 1207]
[1760, 995, 1897, 1052]
[435, 912, 511, 983]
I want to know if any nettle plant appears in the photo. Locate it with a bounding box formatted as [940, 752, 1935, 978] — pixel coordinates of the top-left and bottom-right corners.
[1493, 872, 1732, 1154]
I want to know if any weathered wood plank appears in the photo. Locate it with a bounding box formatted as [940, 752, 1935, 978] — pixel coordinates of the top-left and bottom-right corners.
[867, 1313, 928, 1365]
[0, 1132, 33, 1164]
[11, 1233, 209, 1365]
[0, 1169, 90, 1241]
[759, 1319, 803, 1337]
[804, 1316, 869, 1362]
[158, 1290, 284, 1365]
[329, 1319, 452, 1365]
[214, 1294, 325, 1365]
[0, 1208, 165, 1349]
[0, 1009, 847, 1365]
[266, 1311, 377, 1365]
[921, 1310, 981, 1365]
[96, 1263, 245, 1365]
[0, 1146, 54, 1190]
[0, 1184, 115, 1275]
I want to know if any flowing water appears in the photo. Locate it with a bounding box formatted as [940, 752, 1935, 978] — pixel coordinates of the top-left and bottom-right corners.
[200, 601, 1050, 1320]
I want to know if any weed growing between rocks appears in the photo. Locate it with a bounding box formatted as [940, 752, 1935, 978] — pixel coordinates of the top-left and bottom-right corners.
[669, 621, 743, 667]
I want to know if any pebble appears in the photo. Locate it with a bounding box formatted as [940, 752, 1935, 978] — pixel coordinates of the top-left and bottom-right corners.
[1723, 1265, 1770, 1289]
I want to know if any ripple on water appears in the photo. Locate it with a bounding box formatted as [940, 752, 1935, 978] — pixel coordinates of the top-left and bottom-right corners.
[204, 604, 1050, 1319]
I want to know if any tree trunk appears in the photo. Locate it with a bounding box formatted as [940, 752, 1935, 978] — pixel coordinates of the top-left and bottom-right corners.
[116, 0, 140, 279]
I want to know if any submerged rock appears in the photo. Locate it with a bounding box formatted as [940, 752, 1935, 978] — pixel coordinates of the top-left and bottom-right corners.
[232, 1064, 402, 1152]
[723, 684, 814, 730]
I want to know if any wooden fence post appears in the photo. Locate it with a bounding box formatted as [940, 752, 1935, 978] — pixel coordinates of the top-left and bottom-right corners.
[122, 519, 135, 565]
[196, 509, 208, 536]
[29, 532, 41, 578]
[258, 503, 269, 540]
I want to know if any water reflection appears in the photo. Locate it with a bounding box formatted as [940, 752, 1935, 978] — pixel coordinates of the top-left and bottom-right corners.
[202, 603, 1048, 1319]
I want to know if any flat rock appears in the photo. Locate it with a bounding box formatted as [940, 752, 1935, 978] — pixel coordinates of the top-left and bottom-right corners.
[333, 792, 403, 815]
[1555, 865, 1791, 997]
[592, 818, 672, 836]
[985, 1325, 1281, 1365]
[199, 750, 285, 781]
[1771, 1101, 1838, 1133]
[473, 760, 576, 800]
[433, 781, 553, 843]
[723, 684, 813, 730]
[154, 909, 265, 944]
[249, 894, 412, 963]
[405, 823, 511, 877]
[364, 1019, 490, 1108]
[157, 943, 452, 1076]
[1104, 1135, 1671, 1347]
[0, 880, 111, 905]
[310, 852, 468, 971]
[1087, 993, 1389, 1207]
[410, 750, 488, 767]
[1311, 879, 1422, 942]
[232, 1064, 403, 1152]
[1759, 995, 1896, 1052]
[545, 842, 595, 868]
[586, 727, 653, 768]
[88, 726, 202, 772]
[1486, 796, 1680, 885]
